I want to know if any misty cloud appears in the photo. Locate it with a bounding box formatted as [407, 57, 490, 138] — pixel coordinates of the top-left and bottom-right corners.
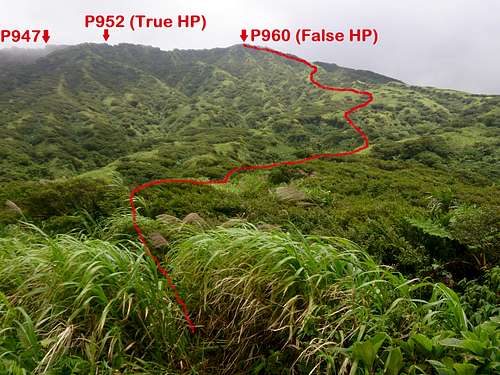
[1, 0, 499, 94]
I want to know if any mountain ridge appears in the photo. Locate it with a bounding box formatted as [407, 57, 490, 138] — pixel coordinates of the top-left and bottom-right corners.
[0, 43, 403, 84]
[0, 43, 498, 183]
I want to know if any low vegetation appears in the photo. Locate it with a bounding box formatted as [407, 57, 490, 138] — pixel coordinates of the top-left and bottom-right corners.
[1, 224, 498, 373]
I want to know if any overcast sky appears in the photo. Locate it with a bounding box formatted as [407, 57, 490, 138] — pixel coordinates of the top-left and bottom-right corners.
[1, 0, 499, 94]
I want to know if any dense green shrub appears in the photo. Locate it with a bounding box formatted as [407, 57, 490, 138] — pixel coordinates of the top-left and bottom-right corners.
[0, 177, 126, 231]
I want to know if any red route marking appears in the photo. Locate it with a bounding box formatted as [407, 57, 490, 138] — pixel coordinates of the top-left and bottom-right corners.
[129, 44, 374, 334]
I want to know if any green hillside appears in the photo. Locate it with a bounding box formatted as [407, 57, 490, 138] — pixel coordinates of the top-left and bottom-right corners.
[0, 43, 498, 182]
[0, 44, 498, 374]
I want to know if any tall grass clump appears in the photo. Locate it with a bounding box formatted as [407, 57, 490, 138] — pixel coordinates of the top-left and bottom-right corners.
[171, 224, 494, 373]
[1, 223, 497, 373]
[0, 225, 197, 374]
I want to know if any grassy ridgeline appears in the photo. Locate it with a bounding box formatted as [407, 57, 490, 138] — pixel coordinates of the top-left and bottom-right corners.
[1, 224, 497, 373]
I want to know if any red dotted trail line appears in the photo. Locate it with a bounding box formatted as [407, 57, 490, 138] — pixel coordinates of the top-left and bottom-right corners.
[129, 44, 374, 333]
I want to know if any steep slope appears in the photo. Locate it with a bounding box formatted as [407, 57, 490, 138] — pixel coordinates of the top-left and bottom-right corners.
[0, 43, 498, 183]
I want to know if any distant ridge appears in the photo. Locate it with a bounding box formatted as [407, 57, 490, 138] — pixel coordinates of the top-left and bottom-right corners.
[0, 43, 497, 183]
